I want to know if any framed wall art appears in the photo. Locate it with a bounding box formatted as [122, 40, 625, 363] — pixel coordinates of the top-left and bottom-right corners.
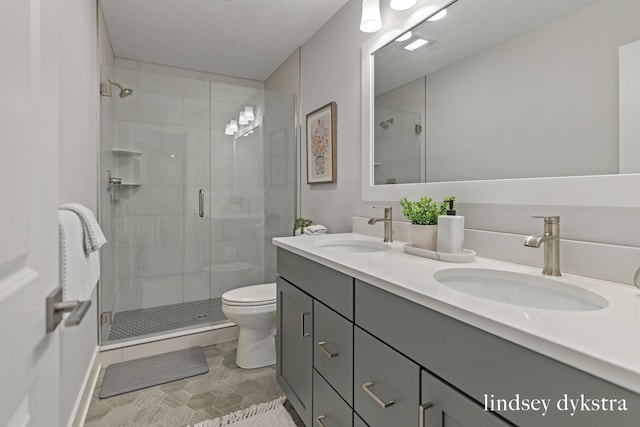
[306, 101, 337, 184]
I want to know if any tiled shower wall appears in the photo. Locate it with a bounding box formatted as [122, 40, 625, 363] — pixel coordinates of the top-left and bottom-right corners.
[102, 59, 288, 316]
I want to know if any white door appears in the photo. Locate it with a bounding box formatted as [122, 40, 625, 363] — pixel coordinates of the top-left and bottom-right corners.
[0, 0, 61, 425]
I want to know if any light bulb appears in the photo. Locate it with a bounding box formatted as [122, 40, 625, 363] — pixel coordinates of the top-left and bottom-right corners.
[390, 0, 416, 11]
[239, 111, 249, 125]
[360, 0, 382, 33]
[229, 120, 238, 132]
[244, 106, 254, 121]
[224, 123, 233, 135]
[427, 8, 447, 21]
[395, 31, 412, 42]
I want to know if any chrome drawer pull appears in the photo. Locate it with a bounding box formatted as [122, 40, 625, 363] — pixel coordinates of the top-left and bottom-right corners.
[300, 312, 311, 337]
[316, 415, 327, 427]
[419, 402, 433, 427]
[362, 382, 394, 408]
[317, 341, 339, 358]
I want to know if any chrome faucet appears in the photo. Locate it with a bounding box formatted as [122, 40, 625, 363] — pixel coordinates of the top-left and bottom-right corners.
[368, 207, 393, 242]
[524, 216, 560, 276]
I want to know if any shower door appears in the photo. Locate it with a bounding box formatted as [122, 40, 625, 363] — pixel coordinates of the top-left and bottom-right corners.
[99, 63, 215, 345]
[99, 61, 296, 346]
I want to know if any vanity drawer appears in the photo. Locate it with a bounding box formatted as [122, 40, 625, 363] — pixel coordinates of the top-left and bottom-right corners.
[277, 248, 354, 319]
[421, 369, 512, 427]
[354, 326, 419, 427]
[355, 280, 640, 426]
[314, 300, 353, 404]
[314, 369, 353, 427]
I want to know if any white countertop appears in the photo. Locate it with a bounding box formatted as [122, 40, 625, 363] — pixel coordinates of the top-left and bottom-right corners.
[273, 233, 640, 394]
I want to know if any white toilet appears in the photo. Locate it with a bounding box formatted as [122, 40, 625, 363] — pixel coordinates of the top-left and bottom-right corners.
[221, 283, 277, 369]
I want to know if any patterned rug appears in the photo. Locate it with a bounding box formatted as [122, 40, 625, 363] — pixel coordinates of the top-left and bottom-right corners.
[192, 396, 296, 427]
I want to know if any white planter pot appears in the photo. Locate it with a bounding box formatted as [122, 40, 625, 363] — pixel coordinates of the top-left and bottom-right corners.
[410, 224, 438, 250]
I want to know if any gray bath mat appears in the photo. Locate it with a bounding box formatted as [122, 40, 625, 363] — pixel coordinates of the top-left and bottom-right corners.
[99, 346, 209, 398]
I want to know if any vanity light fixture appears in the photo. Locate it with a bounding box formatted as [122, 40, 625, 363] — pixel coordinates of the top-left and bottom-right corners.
[390, 0, 416, 11]
[360, 0, 382, 33]
[404, 38, 429, 51]
[427, 8, 447, 21]
[226, 106, 257, 136]
[395, 31, 412, 42]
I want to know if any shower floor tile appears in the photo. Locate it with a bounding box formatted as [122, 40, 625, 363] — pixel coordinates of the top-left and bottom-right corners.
[107, 298, 227, 342]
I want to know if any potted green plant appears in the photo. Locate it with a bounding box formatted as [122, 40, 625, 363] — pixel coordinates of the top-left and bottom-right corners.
[293, 218, 312, 236]
[400, 196, 453, 250]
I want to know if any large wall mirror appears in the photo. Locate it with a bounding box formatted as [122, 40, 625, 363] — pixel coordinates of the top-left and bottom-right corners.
[361, 0, 640, 206]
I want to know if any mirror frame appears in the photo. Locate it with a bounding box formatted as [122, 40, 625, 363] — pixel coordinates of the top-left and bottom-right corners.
[361, 0, 640, 207]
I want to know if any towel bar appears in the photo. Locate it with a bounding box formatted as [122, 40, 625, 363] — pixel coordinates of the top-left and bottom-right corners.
[46, 287, 92, 332]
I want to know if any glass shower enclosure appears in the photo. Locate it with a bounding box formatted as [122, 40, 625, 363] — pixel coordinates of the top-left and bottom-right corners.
[99, 62, 295, 346]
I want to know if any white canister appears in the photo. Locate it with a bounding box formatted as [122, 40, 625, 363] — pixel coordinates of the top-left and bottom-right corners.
[437, 201, 464, 254]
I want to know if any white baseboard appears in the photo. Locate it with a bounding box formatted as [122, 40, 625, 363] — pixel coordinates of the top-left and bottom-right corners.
[69, 346, 100, 427]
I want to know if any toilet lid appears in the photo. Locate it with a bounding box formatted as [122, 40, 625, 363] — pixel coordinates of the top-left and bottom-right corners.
[222, 283, 276, 306]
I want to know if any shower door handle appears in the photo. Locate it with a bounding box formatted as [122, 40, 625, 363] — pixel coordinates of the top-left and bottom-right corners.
[199, 189, 204, 218]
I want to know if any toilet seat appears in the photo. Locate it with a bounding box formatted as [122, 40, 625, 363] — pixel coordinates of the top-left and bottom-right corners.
[222, 283, 276, 307]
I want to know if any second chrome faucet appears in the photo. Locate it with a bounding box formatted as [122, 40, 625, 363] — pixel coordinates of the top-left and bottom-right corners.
[524, 215, 560, 276]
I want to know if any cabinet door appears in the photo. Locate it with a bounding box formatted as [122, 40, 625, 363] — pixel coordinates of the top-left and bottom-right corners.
[314, 300, 354, 404]
[314, 370, 353, 427]
[354, 327, 419, 427]
[421, 370, 513, 427]
[277, 277, 313, 426]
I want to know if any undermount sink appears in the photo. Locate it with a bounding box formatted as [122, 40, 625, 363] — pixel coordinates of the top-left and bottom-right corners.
[315, 239, 391, 253]
[434, 268, 608, 311]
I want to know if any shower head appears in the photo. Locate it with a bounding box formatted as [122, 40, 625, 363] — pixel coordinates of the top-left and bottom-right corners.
[119, 87, 133, 98]
[107, 79, 133, 98]
[379, 118, 394, 129]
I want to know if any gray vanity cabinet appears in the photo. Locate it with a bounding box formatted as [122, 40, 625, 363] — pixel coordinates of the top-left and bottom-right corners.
[276, 277, 313, 426]
[421, 370, 512, 427]
[276, 247, 640, 427]
[353, 327, 420, 427]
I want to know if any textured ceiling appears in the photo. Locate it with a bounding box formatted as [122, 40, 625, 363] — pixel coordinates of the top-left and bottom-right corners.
[100, 0, 351, 81]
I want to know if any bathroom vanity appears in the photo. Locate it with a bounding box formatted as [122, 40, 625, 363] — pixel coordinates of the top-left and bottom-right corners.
[273, 234, 640, 427]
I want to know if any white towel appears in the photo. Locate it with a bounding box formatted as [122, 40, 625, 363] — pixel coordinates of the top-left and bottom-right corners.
[59, 203, 107, 253]
[59, 210, 101, 301]
[303, 224, 328, 235]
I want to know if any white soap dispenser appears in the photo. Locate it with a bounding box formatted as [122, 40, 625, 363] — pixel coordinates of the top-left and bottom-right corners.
[437, 199, 464, 254]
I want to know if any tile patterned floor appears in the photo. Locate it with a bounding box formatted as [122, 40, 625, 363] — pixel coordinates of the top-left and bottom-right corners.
[107, 298, 227, 342]
[85, 341, 304, 427]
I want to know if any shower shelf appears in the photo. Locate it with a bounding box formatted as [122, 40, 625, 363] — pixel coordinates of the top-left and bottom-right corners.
[112, 148, 142, 155]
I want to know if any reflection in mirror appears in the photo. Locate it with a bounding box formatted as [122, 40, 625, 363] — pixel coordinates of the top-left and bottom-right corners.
[372, 0, 640, 184]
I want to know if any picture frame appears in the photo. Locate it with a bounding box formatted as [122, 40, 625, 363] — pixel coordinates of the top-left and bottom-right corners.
[306, 101, 337, 184]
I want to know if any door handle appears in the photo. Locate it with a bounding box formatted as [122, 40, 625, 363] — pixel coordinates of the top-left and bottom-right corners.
[46, 287, 92, 332]
[300, 312, 311, 337]
[316, 415, 327, 427]
[362, 382, 394, 408]
[419, 402, 433, 427]
[199, 189, 204, 217]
